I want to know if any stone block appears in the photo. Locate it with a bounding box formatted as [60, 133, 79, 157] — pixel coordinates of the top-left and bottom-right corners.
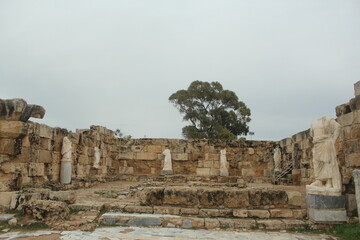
[205, 153, 219, 161]
[28, 163, 45, 177]
[131, 145, 143, 152]
[119, 167, 134, 174]
[24, 200, 69, 222]
[146, 145, 163, 153]
[139, 187, 165, 206]
[0, 192, 16, 210]
[160, 169, 173, 175]
[39, 124, 53, 138]
[127, 217, 162, 226]
[204, 218, 220, 229]
[39, 150, 52, 163]
[180, 208, 199, 215]
[233, 209, 248, 218]
[346, 153, 360, 167]
[196, 168, 210, 176]
[345, 194, 357, 212]
[77, 155, 89, 165]
[135, 152, 157, 160]
[39, 138, 51, 150]
[350, 96, 360, 112]
[153, 206, 180, 215]
[190, 217, 205, 228]
[163, 187, 198, 207]
[242, 168, 256, 177]
[223, 190, 249, 208]
[270, 209, 293, 218]
[203, 161, 214, 168]
[233, 219, 256, 229]
[0, 162, 16, 174]
[257, 219, 285, 230]
[248, 210, 270, 218]
[0, 120, 28, 138]
[0, 138, 18, 155]
[306, 194, 346, 209]
[353, 110, 360, 124]
[248, 148, 255, 155]
[287, 191, 305, 207]
[173, 153, 188, 161]
[308, 208, 347, 222]
[293, 209, 307, 219]
[0, 155, 10, 166]
[249, 190, 287, 206]
[124, 205, 153, 214]
[199, 209, 220, 217]
[337, 112, 354, 127]
[209, 168, 219, 176]
[355, 81, 360, 96]
[49, 191, 76, 204]
[118, 152, 134, 160]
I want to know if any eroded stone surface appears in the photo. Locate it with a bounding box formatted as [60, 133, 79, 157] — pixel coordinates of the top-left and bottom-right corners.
[0, 99, 45, 122]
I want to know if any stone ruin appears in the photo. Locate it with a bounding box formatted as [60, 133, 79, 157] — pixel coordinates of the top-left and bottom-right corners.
[0, 82, 359, 231]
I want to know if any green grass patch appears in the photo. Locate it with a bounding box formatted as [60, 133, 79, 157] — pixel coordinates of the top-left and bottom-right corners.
[5, 209, 24, 218]
[0, 222, 49, 232]
[332, 223, 360, 240]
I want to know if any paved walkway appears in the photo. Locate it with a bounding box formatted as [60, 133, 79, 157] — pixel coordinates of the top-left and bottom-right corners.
[0, 227, 337, 240]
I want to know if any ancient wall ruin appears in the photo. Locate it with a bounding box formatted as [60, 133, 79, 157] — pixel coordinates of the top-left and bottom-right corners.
[1, 82, 360, 217]
[0, 107, 275, 192]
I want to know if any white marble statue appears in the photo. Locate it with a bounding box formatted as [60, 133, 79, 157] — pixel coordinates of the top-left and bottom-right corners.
[161, 149, 173, 174]
[60, 136, 72, 184]
[93, 147, 100, 169]
[307, 116, 341, 192]
[220, 149, 229, 176]
[273, 146, 281, 172]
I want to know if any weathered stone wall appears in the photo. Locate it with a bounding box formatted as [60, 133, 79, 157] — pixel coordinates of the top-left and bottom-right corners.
[0, 117, 275, 192]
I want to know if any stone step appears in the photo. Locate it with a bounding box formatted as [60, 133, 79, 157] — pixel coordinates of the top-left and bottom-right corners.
[99, 212, 309, 230]
[100, 203, 307, 219]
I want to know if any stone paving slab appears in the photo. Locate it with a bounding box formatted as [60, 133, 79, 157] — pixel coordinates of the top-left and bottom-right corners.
[0, 215, 14, 222]
[0, 227, 338, 240]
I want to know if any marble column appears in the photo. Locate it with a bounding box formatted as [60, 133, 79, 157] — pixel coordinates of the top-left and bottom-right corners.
[353, 169, 360, 222]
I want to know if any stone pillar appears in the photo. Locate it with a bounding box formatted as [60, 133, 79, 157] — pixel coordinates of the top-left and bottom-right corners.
[353, 169, 360, 222]
[219, 149, 229, 176]
[60, 137, 72, 184]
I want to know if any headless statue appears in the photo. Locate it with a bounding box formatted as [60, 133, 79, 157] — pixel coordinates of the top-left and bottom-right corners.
[308, 116, 341, 192]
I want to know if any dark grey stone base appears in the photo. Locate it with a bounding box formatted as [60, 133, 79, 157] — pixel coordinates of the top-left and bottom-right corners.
[160, 170, 173, 175]
[306, 193, 347, 222]
[306, 194, 345, 209]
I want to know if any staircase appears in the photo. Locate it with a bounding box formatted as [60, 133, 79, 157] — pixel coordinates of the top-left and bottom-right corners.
[274, 162, 293, 184]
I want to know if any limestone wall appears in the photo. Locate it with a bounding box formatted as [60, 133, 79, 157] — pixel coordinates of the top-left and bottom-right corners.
[0, 117, 275, 192]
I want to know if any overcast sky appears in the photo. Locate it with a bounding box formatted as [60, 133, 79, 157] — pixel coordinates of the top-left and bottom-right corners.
[1, 0, 359, 140]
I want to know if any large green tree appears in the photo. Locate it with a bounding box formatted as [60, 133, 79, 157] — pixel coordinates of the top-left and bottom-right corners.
[169, 80, 251, 140]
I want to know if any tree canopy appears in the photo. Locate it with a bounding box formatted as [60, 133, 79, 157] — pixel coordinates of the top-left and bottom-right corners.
[169, 80, 251, 140]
